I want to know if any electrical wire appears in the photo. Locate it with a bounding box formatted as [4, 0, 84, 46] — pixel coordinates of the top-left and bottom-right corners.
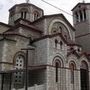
[41, 0, 90, 27]
[41, 0, 73, 17]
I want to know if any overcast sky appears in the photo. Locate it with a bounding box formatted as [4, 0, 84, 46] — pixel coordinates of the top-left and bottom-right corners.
[0, 0, 90, 25]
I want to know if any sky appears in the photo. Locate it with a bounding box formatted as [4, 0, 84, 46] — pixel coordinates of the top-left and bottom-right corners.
[0, 0, 90, 25]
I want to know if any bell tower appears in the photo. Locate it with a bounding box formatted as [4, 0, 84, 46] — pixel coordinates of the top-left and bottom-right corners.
[72, 2, 90, 52]
[8, 2, 44, 25]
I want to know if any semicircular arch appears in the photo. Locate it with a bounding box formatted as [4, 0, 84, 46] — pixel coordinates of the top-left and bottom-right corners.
[69, 61, 76, 69]
[48, 19, 72, 40]
[52, 55, 64, 67]
[13, 51, 26, 66]
[80, 60, 88, 70]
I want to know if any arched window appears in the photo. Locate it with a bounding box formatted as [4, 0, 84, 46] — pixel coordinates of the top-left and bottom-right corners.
[21, 11, 27, 19]
[79, 10, 83, 21]
[69, 62, 76, 84]
[13, 52, 25, 88]
[75, 12, 79, 22]
[54, 60, 61, 82]
[20, 8, 28, 19]
[33, 11, 40, 20]
[55, 39, 58, 48]
[83, 9, 86, 20]
[80, 61, 89, 90]
[55, 62, 59, 82]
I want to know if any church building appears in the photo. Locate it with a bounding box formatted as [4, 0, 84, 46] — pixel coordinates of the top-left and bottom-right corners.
[0, 1, 90, 90]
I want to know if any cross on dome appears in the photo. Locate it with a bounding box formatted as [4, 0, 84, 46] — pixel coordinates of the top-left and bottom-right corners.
[26, 0, 30, 3]
[82, 0, 85, 3]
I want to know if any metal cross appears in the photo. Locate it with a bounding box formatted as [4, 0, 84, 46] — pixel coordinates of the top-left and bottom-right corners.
[82, 0, 85, 3]
[26, 0, 30, 3]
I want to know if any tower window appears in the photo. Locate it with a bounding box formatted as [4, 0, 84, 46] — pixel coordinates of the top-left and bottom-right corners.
[83, 9, 86, 20]
[75, 12, 79, 22]
[24, 11, 27, 19]
[33, 11, 39, 20]
[20, 8, 28, 19]
[21, 12, 23, 18]
[21, 11, 27, 19]
[79, 10, 83, 21]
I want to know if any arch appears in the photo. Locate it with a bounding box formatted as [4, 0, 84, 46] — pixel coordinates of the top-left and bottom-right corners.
[67, 53, 79, 69]
[52, 56, 63, 82]
[48, 19, 72, 40]
[80, 61, 88, 70]
[13, 51, 25, 66]
[69, 61, 76, 84]
[54, 59, 61, 67]
[69, 61, 76, 70]
[75, 11, 79, 22]
[20, 8, 28, 12]
[52, 55, 64, 67]
[20, 8, 28, 19]
[83, 9, 86, 20]
[33, 11, 40, 20]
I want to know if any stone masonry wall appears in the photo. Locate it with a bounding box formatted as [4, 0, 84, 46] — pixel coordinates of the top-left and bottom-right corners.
[1, 35, 29, 71]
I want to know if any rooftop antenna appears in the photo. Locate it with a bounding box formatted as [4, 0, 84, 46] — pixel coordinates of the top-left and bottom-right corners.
[26, 0, 30, 3]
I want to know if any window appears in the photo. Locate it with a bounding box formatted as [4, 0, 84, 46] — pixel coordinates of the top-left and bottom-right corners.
[34, 11, 39, 20]
[60, 41, 63, 49]
[53, 57, 62, 83]
[14, 54, 25, 88]
[78, 48, 80, 52]
[50, 22, 71, 40]
[70, 63, 75, 84]
[80, 61, 89, 90]
[75, 9, 86, 23]
[55, 62, 59, 82]
[20, 8, 28, 19]
[21, 11, 27, 19]
[79, 10, 83, 21]
[75, 12, 79, 22]
[55, 39, 58, 48]
[83, 9, 86, 20]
